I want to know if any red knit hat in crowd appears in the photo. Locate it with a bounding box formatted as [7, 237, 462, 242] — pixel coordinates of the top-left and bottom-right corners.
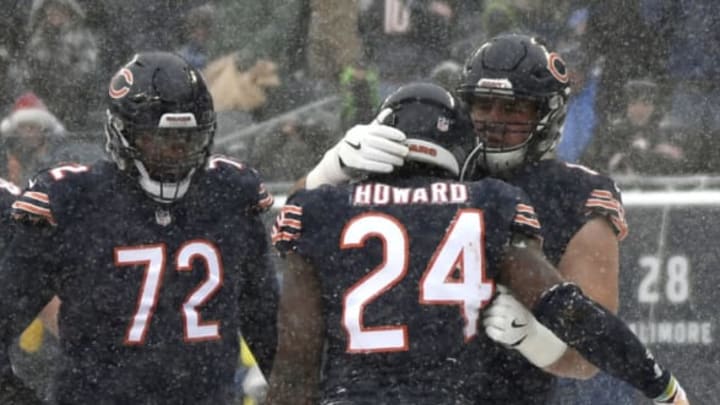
[0, 92, 65, 136]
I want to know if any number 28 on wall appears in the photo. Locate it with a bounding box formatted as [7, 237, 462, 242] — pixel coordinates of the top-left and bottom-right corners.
[637, 255, 690, 304]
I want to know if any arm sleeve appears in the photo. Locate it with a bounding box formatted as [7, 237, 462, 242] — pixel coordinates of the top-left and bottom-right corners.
[533, 283, 673, 399]
[239, 216, 279, 377]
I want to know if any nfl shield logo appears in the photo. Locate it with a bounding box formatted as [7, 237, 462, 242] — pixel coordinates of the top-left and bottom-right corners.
[436, 116, 450, 132]
[155, 208, 173, 226]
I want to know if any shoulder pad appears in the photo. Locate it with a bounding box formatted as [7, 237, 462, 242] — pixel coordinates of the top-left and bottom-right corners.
[207, 155, 274, 213]
[563, 163, 627, 240]
[207, 155, 247, 172]
[469, 179, 542, 240]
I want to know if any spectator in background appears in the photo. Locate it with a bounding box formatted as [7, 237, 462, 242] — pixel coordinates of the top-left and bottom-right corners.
[0, 92, 65, 185]
[581, 79, 685, 175]
[250, 115, 336, 181]
[22, 0, 98, 131]
[339, 65, 380, 131]
[481, 0, 520, 39]
[640, 0, 720, 172]
[204, 55, 281, 115]
[211, 0, 314, 118]
[555, 43, 600, 163]
[358, 0, 457, 97]
[583, 0, 665, 135]
[0, 92, 64, 403]
[0, 0, 31, 109]
[211, 0, 363, 117]
[176, 3, 216, 71]
[429, 59, 463, 92]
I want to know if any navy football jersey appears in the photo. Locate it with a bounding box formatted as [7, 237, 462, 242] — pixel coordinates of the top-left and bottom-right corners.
[272, 176, 541, 405]
[511, 160, 627, 266]
[471, 159, 628, 404]
[0, 156, 278, 405]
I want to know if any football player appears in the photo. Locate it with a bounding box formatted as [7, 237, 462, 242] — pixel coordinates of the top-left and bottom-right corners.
[0, 52, 278, 404]
[455, 33, 629, 404]
[0, 177, 61, 401]
[297, 34, 686, 405]
[268, 83, 687, 405]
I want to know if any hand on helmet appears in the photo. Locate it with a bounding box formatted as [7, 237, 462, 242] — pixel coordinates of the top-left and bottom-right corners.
[483, 285, 568, 368]
[305, 109, 409, 189]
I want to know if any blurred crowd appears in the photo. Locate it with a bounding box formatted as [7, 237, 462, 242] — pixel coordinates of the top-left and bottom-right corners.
[1, 0, 720, 183]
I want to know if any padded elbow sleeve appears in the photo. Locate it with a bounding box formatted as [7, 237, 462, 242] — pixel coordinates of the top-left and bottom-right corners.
[533, 283, 670, 399]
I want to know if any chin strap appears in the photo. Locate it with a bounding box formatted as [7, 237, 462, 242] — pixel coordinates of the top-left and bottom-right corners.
[133, 160, 194, 203]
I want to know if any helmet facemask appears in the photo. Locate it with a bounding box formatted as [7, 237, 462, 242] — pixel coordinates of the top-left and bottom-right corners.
[105, 111, 215, 203]
[455, 34, 571, 180]
[459, 92, 566, 180]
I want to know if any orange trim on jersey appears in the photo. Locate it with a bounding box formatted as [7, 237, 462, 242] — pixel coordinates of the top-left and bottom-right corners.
[281, 218, 302, 230]
[611, 216, 629, 241]
[258, 194, 274, 208]
[585, 195, 628, 241]
[12, 201, 57, 225]
[586, 199, 621, 212]
[590, 189, 614, 199]
[271, 231, 299, 243]
[586, 196, 621, 208]
[516, 204, 537, 214]
[513, 215, 541, 229]
[23, 191, 50, 203]
[208, 155, 245, 170]
[280, 205, 302, 215]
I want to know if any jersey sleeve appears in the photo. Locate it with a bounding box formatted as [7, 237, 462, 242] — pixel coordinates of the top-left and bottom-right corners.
[476, 179, 543, 275]
[511, 202, 542, 239]
[238, 215, 278, 376]
[11, 170, 62, 227]
[583, 182, 628, 241]
[207, 155, 274, 213]
[271, 190, 307, 255]
[0, 175, 64, 381]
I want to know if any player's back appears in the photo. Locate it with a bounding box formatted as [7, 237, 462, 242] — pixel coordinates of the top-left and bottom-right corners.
[274, 175, 540, 405]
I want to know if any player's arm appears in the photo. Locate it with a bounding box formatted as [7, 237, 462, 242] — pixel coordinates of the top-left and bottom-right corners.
[542, 217, 619, 378]
[546, 179, 627, 377]
[487, 219, 618, 379]
[493, 235, 687, 404]
[0, 224, 58, 404]
[266, 252, 323, 405]
[238, 218, 279, 377]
